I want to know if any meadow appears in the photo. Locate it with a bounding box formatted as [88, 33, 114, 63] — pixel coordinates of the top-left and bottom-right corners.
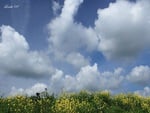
[0, 91, 150, 113]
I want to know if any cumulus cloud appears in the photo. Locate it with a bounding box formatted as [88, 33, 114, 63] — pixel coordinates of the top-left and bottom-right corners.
[48, 0, 98, 67]
[49, 64, 124, 93]
[127, 65, 150, 85]
[48, 0, 150, 65]
[9, 83, 47, 96]
[66, 52, 89, 69]
[95, 0, 150, 60]
[49, 70, 65, 93]
[52, 0, 61, 16]
[135, 87, 150, 97]
[9, 64, 124, 95]
[0, 25, 54, 78]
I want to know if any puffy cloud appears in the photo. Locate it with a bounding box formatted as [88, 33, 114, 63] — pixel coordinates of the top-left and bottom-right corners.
[49, 70, 65, 94]
[9, 64, 124, 95]
[48, 0, 99, 72]
[95, 0, 150, 60]
[0, 25, 54, 78]
[9, 83, 47, 96]
[135, 87, 150, 97]
[49, 64, 124, 93]
[74, 64, 101, 91]
[127, 65, 150, 85]
[52, 0, 61, 16]
[48, 0, 99, 67]
[66, 52, 89, 69]
[49, 0, 150, 64]
[99, 67, 124, 90]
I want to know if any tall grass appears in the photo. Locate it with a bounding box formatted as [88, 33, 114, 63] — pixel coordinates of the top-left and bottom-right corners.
[0, 91, 150, 113]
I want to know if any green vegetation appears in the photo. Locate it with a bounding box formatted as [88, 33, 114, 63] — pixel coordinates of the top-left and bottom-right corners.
[0, 91, 150, 113]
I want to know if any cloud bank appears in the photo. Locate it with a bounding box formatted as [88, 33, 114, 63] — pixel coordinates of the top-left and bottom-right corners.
[0, 25, 54, 78]
[9, 83, 47, 96]
[49, 64, 124, 94]
[49, 0, 150, 62]
[95, 0, 150, 60]
[10, 64, 124, 95]
[127, 65, 150, 85]
[135, 87, 150, 97]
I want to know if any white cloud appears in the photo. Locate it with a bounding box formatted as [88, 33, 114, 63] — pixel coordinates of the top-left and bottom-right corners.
[75, 64, 101, 91]
[48, 0, 150, 65]
[49, 64, 124, 93]
[0, 25, 54, 78]
[135, 87, 150, 97]
[9, 64, 124, 95]
[48, 0, 98, 67]
[100, 67, 124, 89]
[66, 52, 89, 69]
[95, 0, 150, 60]
[127, 65, 150, 85]
[9, 83, 47, 96]
[49, 69, 65, 93]
[52, 1, 61, 16]
[48, 0, 97, 53]
[9, 87, 24, 96]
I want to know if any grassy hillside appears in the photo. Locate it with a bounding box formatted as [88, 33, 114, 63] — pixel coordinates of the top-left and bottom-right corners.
[0, 91, 150, 113]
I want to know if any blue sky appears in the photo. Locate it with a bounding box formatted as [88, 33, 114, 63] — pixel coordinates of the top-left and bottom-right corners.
[0, 0, 150, 96]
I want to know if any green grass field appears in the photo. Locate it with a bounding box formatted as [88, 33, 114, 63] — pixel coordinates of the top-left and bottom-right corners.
[0, 91, 150, 113]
